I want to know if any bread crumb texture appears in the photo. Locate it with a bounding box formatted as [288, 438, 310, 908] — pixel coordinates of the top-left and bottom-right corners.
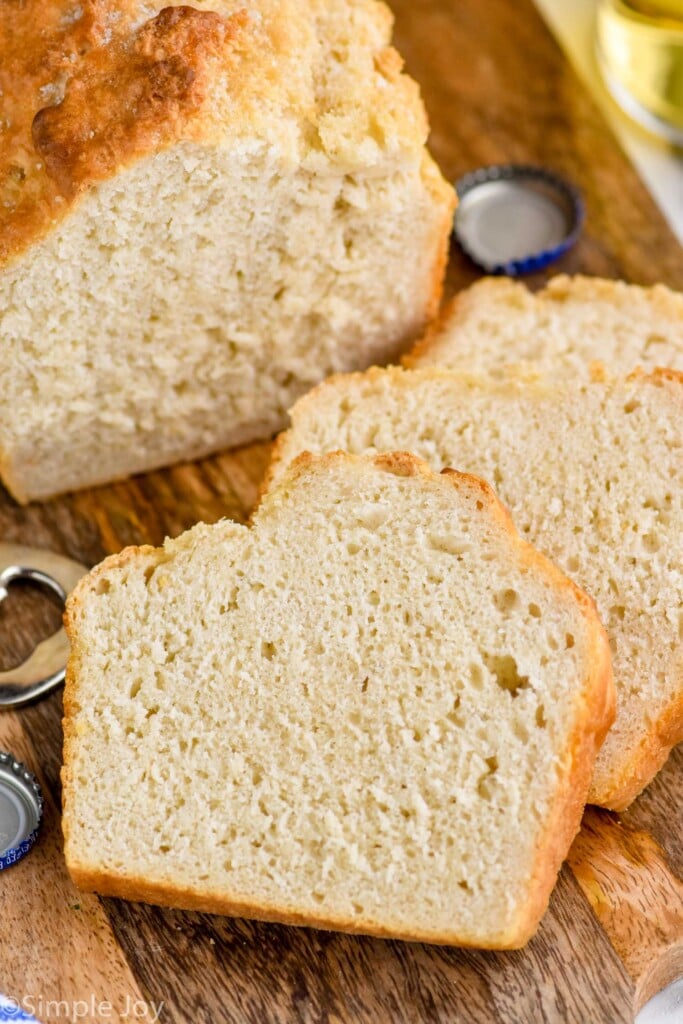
[272, 368, 683, 809]
[406, 275, 683, 379]
[0, 0, 454, 502]
[63, 453, 612, 948]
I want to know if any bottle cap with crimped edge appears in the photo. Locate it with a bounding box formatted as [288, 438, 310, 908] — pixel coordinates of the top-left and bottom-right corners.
[453, 164, 584, 276]
[0, 752, 43, 870]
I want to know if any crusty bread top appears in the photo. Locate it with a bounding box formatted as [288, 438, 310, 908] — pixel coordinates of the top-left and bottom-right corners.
[62, 451, 613, 947]
[406, 275, 683, 378]
[0, 0, 431, 267]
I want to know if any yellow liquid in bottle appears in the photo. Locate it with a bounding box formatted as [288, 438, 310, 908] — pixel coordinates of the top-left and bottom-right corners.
[596, 0, 683, 142]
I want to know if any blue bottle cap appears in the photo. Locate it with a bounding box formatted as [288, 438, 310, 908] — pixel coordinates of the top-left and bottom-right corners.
[453, 164, 584, 276]
[0, 752, 43, 870]
[0, 995, 40, 1022]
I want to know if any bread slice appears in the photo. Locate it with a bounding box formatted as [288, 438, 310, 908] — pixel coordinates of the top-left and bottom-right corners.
[405, 275, 683, 379]
[62, 452, 613, 948]
[0, 1, 454, 503]
[269, 368, 683, 810]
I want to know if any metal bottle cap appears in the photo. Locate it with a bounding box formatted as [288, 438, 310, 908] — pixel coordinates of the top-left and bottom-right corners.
[0, 996, 40, 1022]
[0, 752, 43, 870]
[453, 164, 584, 275]
[0, 543, 89, 708]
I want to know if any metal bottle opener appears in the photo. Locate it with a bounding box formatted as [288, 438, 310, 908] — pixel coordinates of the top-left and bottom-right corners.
[0, 544, 89, 709]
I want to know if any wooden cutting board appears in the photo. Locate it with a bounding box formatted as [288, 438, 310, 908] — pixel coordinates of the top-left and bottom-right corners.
[1, 2, 681, 1022]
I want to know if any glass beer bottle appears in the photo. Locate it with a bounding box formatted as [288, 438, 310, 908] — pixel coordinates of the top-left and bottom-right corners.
[596, 0, 683, 144]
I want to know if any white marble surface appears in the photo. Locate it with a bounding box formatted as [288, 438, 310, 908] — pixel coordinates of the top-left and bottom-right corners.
[535, 0, 683, 244]
[637, 978, 683, 1024]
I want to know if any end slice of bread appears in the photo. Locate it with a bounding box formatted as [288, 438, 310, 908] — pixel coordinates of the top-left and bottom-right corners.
[62, 452, 612, 948]
[269, 368, 683, 809]
[405, 275, 683, 379]
[0, 0, 455, 503]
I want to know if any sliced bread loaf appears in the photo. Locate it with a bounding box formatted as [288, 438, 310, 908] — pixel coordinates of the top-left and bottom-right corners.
[0, 0, 454, 503]
[405, 275, 683, 378]
[62, 452, 612, 948]
[269, 368, 683, 809]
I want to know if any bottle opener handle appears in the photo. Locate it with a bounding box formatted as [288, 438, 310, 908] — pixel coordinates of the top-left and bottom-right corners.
[0, 544, 89, 709]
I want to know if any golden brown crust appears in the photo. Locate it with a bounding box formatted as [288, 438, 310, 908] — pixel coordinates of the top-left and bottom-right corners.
[256, 429, 295, 510]
[439, 462, 615, 944]
[64, 859, 529, 949]
[63, 449, 614, 947]
[587, 367, 683, 810]
[1, 0, 447, 269]
[411, 455, 615, 944]
[0, 0, 111, 265]
[32, 7, 244, 197]
[1, 4, 262, 267]
[631, 365, 683, 386]
[606, 368, 683, 808]
[590, 687, 683, 811]
[518, 610, 614, 942]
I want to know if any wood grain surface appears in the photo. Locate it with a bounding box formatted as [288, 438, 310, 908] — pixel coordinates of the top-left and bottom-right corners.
[0, 1, 681, 1022]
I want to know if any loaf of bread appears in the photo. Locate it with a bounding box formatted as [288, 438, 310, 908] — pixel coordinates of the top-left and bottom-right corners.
[406, 275, 683, 378]
[62, 452, 613, 947]
[269, 367, 683, 810]
[0, 1, 454, 503]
